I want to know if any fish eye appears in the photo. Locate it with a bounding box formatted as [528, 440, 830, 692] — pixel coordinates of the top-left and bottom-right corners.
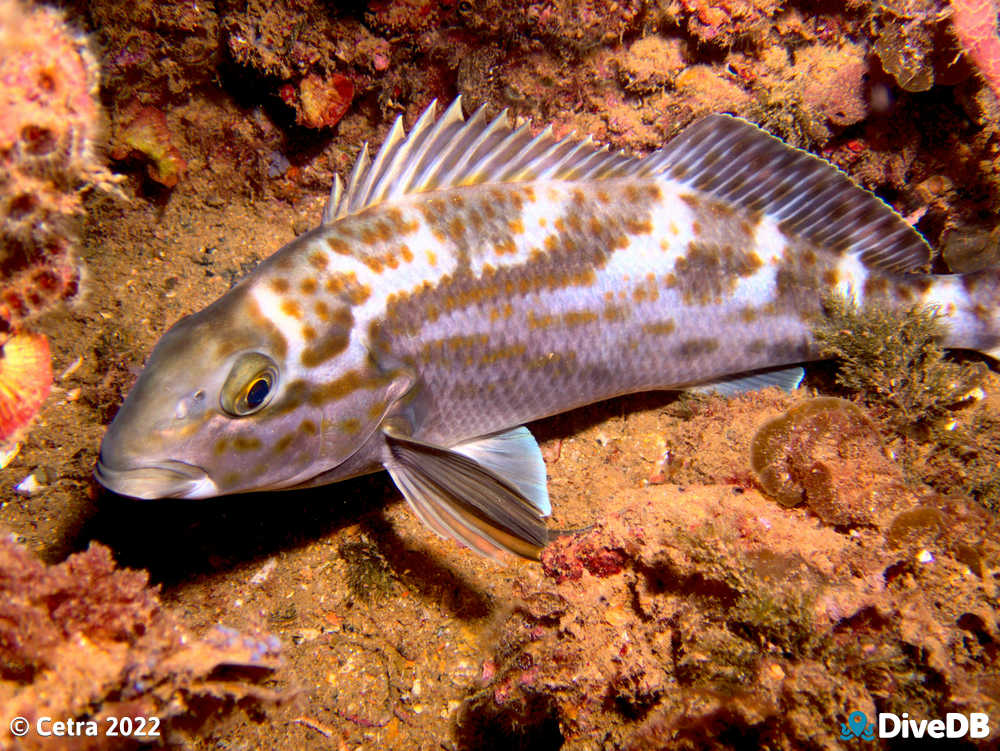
[245, 378, 269, 408]
[220, 352, 278, 417]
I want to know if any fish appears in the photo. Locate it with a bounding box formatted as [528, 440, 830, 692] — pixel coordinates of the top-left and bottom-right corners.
[95, 98, 1000, 560]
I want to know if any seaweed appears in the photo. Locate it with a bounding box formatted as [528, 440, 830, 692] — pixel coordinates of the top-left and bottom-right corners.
[339, 535, 396, 603]
[812, 294, 985, 435]
[0, 538, 283, 749]
[811, 294, 1000, 506]
[680, 530, 826, 658]
[927, 403, 1000, 512]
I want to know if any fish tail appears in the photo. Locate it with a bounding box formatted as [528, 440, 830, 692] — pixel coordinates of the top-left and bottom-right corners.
[921, 268, 1000, 357]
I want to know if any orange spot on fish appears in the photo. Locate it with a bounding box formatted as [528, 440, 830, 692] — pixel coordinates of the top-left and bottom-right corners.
[563, 310, 597, 326]
[495, 238, 517, 256]
[326, 236, 350, 254]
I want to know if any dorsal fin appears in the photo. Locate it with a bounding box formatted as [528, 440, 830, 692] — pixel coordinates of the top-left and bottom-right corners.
[322, 96, 641, 222]
[643, 114, 932, 273]
[322, 103, 934, 275]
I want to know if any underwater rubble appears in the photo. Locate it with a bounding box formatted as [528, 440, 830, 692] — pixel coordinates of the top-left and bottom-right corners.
[0, 0, 999, 748]
[458, 394, 1000, 750]
[0, 536, 282, 751]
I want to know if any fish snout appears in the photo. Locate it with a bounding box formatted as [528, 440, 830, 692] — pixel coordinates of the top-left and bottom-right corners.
[95, 442, 217, 499]
[96, 383, 220, 499]
[95, 454, 217, 499]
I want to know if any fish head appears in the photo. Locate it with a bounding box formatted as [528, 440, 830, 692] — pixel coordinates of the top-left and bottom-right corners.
[96, 285, 342, 499]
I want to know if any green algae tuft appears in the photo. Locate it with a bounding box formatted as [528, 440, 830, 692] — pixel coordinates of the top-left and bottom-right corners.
[811, 295, 985, 435]
[339, 536, 396, 603]
[930, 403, 1000, 513]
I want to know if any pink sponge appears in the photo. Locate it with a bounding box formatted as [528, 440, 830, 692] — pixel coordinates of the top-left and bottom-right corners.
[952, 0, 1000, 98]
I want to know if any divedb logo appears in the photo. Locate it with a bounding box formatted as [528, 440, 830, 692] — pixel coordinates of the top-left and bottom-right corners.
[840, 710, 991, 741]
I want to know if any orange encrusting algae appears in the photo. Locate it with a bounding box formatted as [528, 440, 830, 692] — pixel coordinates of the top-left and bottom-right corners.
[0, 332, 52, 442]
[0, 0, 111, 336]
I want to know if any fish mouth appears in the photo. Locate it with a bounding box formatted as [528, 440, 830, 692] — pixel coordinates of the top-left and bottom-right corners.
[95, 457, 218, 499]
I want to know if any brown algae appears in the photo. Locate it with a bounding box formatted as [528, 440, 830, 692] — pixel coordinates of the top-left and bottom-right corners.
[750, 396, 907, 526]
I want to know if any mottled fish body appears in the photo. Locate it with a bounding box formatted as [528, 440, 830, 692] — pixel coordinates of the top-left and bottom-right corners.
[96, 99, 1000, 559]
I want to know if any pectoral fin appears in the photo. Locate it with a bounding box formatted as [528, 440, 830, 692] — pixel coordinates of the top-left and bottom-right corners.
[451, 427, 551, 515]
[382, 427, 549, 560]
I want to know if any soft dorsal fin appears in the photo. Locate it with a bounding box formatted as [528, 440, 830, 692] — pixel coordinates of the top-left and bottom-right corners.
[323, 96, 641, 222]
[644, 115, 933, 273]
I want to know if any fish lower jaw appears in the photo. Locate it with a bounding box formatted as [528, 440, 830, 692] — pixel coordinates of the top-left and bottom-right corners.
[94, 458, 219, 500]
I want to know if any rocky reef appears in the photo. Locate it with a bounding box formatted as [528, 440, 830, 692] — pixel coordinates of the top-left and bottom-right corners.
[1, 0, 999, 749]
[951, 0, 1000, 99]
[458, 393, 999, 750]
[87, 0, 1000, 242]
[0, 0, 113, 445]
[0, 536, 282, 751]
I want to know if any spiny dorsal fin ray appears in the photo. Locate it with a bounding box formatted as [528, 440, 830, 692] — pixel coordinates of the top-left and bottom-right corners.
[385, 98, 464, 197]
[350, 116, 406, 214]
[648, 114, 932, 273]
[368, 100, 445, 205]
[323, 102, 933, 275]
[324, 96, 644, 221]
[411, 104, 492, 192]
[321, 143, 370, 225]
[322, 174, 342, 226]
